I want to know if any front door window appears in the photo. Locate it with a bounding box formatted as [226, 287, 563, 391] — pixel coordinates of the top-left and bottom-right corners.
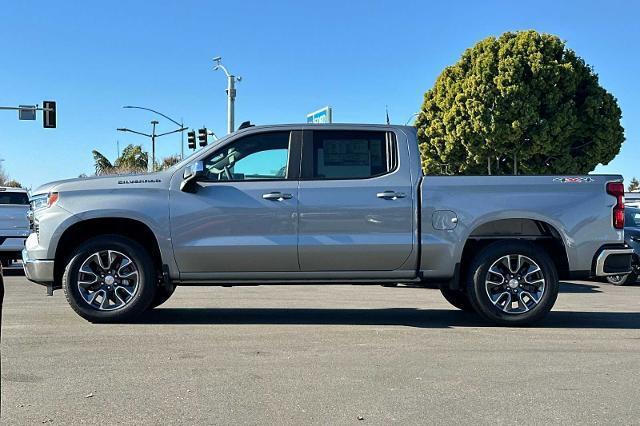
[203, 131, 291, 181]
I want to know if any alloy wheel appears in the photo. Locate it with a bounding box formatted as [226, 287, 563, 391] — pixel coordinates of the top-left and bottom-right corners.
[76, 250, 140, 311]
[485, 254, 546, 314]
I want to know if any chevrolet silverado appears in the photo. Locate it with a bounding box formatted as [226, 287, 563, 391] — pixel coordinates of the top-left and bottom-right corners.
[22, 124, 633, 325]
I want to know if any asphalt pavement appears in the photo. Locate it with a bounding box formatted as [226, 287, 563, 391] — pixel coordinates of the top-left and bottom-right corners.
[1, 271, 639, 424]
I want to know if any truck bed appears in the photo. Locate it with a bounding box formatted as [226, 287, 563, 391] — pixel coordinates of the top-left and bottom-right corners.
[419, 175, 623, 280]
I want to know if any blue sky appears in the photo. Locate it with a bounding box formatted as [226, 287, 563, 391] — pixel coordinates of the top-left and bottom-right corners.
[0, 0, 638, 188]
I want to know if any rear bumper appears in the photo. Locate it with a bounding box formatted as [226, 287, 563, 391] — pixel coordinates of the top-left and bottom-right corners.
[594, 247, 634, 277]
[22, 248, 54, 285]
[0, 234, 28, 253]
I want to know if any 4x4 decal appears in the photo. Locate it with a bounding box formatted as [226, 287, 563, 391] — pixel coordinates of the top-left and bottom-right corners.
[553, 177, 595, 183]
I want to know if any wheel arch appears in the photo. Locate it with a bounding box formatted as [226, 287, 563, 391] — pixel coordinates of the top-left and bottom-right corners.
[458, 218, 570, 284]
[53, 217, 164, 288]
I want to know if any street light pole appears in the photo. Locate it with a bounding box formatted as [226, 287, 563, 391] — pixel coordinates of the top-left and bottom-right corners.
[117, 122, 187, 173]
[213, 57, 242, 134]
[151, 120, 158, 171]
[227, 75, 235, 134]
[121, 106, 188, 164]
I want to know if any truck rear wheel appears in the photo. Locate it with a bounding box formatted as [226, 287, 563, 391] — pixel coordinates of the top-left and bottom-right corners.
[439, 283, 473, 311]
[465, 241, 559, 326]
[62, 235, 156, 322]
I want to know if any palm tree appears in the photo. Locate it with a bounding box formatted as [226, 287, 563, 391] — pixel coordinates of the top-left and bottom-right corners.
[91, 145, 182, 176]
[114, 144, 148, 171]
[92, 144, 148, 175]
[92, 150, 114, 175]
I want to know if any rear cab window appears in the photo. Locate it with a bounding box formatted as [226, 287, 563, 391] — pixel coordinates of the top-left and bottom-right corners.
[0, 191, 29, 205]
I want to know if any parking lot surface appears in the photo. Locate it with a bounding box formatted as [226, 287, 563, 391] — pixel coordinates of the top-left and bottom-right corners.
[1, 273, 640, 424]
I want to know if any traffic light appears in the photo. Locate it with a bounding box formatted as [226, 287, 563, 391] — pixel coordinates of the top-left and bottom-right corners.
[198, 128, 208, 147]
[187, 130, 196, 150]
[43, 101, 56, 128]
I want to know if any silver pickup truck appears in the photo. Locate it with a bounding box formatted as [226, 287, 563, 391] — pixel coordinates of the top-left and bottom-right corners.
[23, 124, 633, 325]
[0, 187, 30, 267]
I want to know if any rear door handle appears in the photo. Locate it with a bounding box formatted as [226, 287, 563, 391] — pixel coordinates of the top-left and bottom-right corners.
[262, 192, 293, 201]
[376, 191, 406, 200]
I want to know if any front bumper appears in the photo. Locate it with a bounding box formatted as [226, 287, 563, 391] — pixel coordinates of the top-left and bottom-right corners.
[22, 248, 54, 285]
[594, 247, 634, 277]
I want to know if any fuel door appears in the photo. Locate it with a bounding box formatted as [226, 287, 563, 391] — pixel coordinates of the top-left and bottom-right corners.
[432, 210, 458, 230]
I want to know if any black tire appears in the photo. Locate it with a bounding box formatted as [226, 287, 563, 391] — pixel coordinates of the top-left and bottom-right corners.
[439, 283, 473, 311]
[466, 241, 559, 326]
[149, 284, 176, 309]
[606, 273, 637, 286]
[62, 235, 157, 323]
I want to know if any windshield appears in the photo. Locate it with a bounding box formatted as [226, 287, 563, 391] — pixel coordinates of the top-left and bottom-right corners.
[0, 191, 29, 205]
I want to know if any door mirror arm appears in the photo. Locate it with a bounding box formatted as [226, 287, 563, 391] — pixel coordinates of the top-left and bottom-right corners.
[180, 161, 205, 193]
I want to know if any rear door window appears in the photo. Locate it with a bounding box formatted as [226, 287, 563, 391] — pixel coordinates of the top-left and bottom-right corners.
[0, 192, 29, 205]
[306, 130, 397, 180]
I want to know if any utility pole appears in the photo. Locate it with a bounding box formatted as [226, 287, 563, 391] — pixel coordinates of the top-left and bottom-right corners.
[213, 57, 242, 134]
[513, 152, 518, 175]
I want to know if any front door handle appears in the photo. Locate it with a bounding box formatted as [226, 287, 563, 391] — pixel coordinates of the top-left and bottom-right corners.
[262, 192, 293, 201]
[376, 191, 406, 200]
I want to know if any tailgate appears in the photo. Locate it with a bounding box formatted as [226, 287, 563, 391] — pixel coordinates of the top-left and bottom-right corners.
[0, 205, 30, 232]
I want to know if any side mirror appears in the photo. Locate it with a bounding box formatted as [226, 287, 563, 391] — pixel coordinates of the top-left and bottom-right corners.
[180, 161, 205, 192]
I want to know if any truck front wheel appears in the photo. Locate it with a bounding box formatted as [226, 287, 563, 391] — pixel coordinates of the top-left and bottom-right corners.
[62, 235, 156, 322]
[466, 241, 559, 326]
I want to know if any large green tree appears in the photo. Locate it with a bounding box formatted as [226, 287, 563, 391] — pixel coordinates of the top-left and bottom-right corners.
[415, 30, 625, 175]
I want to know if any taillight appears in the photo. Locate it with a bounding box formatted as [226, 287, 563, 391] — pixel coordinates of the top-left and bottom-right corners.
[606, 182, 625, 229]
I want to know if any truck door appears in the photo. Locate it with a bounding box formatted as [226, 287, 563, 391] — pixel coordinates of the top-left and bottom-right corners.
[169, 130, 301, 275]
[298, 129, 414, 271]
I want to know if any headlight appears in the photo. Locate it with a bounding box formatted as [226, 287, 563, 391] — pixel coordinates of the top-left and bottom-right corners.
[30, 192, 59, 211]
